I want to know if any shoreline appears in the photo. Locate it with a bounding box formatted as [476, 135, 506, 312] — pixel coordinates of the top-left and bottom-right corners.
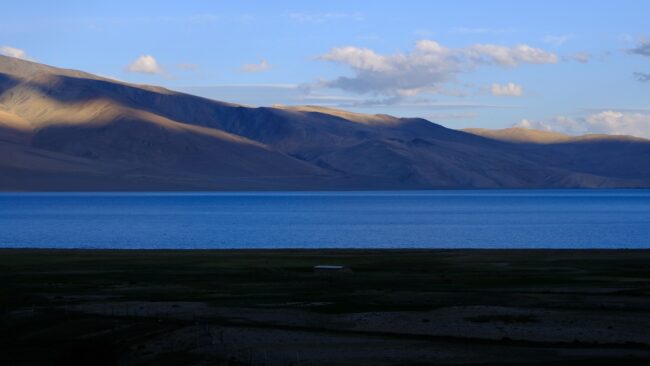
[2, 247, 649, 251]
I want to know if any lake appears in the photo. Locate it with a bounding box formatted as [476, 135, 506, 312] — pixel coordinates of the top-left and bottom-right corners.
[1, 190, 649, 249]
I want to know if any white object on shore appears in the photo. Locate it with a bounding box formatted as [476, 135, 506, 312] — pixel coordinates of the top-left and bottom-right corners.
[313, 265, 351, 273]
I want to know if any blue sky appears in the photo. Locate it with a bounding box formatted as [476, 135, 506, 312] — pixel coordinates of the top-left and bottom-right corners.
[1, 1, 650, 135]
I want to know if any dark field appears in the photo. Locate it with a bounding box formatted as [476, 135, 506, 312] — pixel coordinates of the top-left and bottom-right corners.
[1, 249, 649, 365]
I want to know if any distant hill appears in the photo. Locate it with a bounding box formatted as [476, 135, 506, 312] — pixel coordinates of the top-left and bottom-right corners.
[1, 55, 650, 190]
[463, 127, 650, 183]
[463, 127, 574, 144]
[463, 127, 648, 144]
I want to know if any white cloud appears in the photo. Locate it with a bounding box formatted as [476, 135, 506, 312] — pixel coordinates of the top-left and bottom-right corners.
[515, 111, 650, 138]
[570, 52, 591, 63]
[320, 46, 394, 72]
[451, 27, 514, 35]
[318, 40, 557, 95]
[515, 119, 555, 131]
[464, 44, 558, 67]
[241, 59, 270, 73]
[491, 82, 523, 97]
[543, 34, 573, 47]
[629, 38, 650, 57]
[288, 12, 364, 24]
[0, 45, 35, 61]
[125, 55, 163, 74]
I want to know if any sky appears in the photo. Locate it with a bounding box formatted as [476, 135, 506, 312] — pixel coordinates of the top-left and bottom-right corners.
[1, 0, 650, 136]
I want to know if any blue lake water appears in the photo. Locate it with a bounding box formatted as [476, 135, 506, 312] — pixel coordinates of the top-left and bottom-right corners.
[1, 190, 649, 249]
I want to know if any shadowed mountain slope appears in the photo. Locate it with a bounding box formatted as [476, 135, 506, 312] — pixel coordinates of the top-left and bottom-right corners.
[464, 127, 650, 182]
[1, 55, 650, 190]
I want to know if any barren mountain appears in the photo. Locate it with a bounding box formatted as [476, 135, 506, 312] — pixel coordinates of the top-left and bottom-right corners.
[1, 55, 649, 190]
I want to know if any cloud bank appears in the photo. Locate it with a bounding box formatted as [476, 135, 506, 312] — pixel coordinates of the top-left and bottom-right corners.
[319, 40, 557, 96]
[515, 111, 650, 139]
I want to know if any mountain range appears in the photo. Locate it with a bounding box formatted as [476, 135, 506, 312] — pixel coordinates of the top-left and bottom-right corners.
[1, 55, 649, 190]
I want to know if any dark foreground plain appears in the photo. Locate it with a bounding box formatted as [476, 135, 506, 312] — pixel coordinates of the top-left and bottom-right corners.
[1, 250, 649, 365]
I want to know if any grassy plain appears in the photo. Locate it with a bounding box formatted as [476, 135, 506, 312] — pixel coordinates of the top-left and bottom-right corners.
[1, 249, 649, 365]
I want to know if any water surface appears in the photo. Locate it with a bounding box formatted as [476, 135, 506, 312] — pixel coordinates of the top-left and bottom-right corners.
[1, 190, 649, 249]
